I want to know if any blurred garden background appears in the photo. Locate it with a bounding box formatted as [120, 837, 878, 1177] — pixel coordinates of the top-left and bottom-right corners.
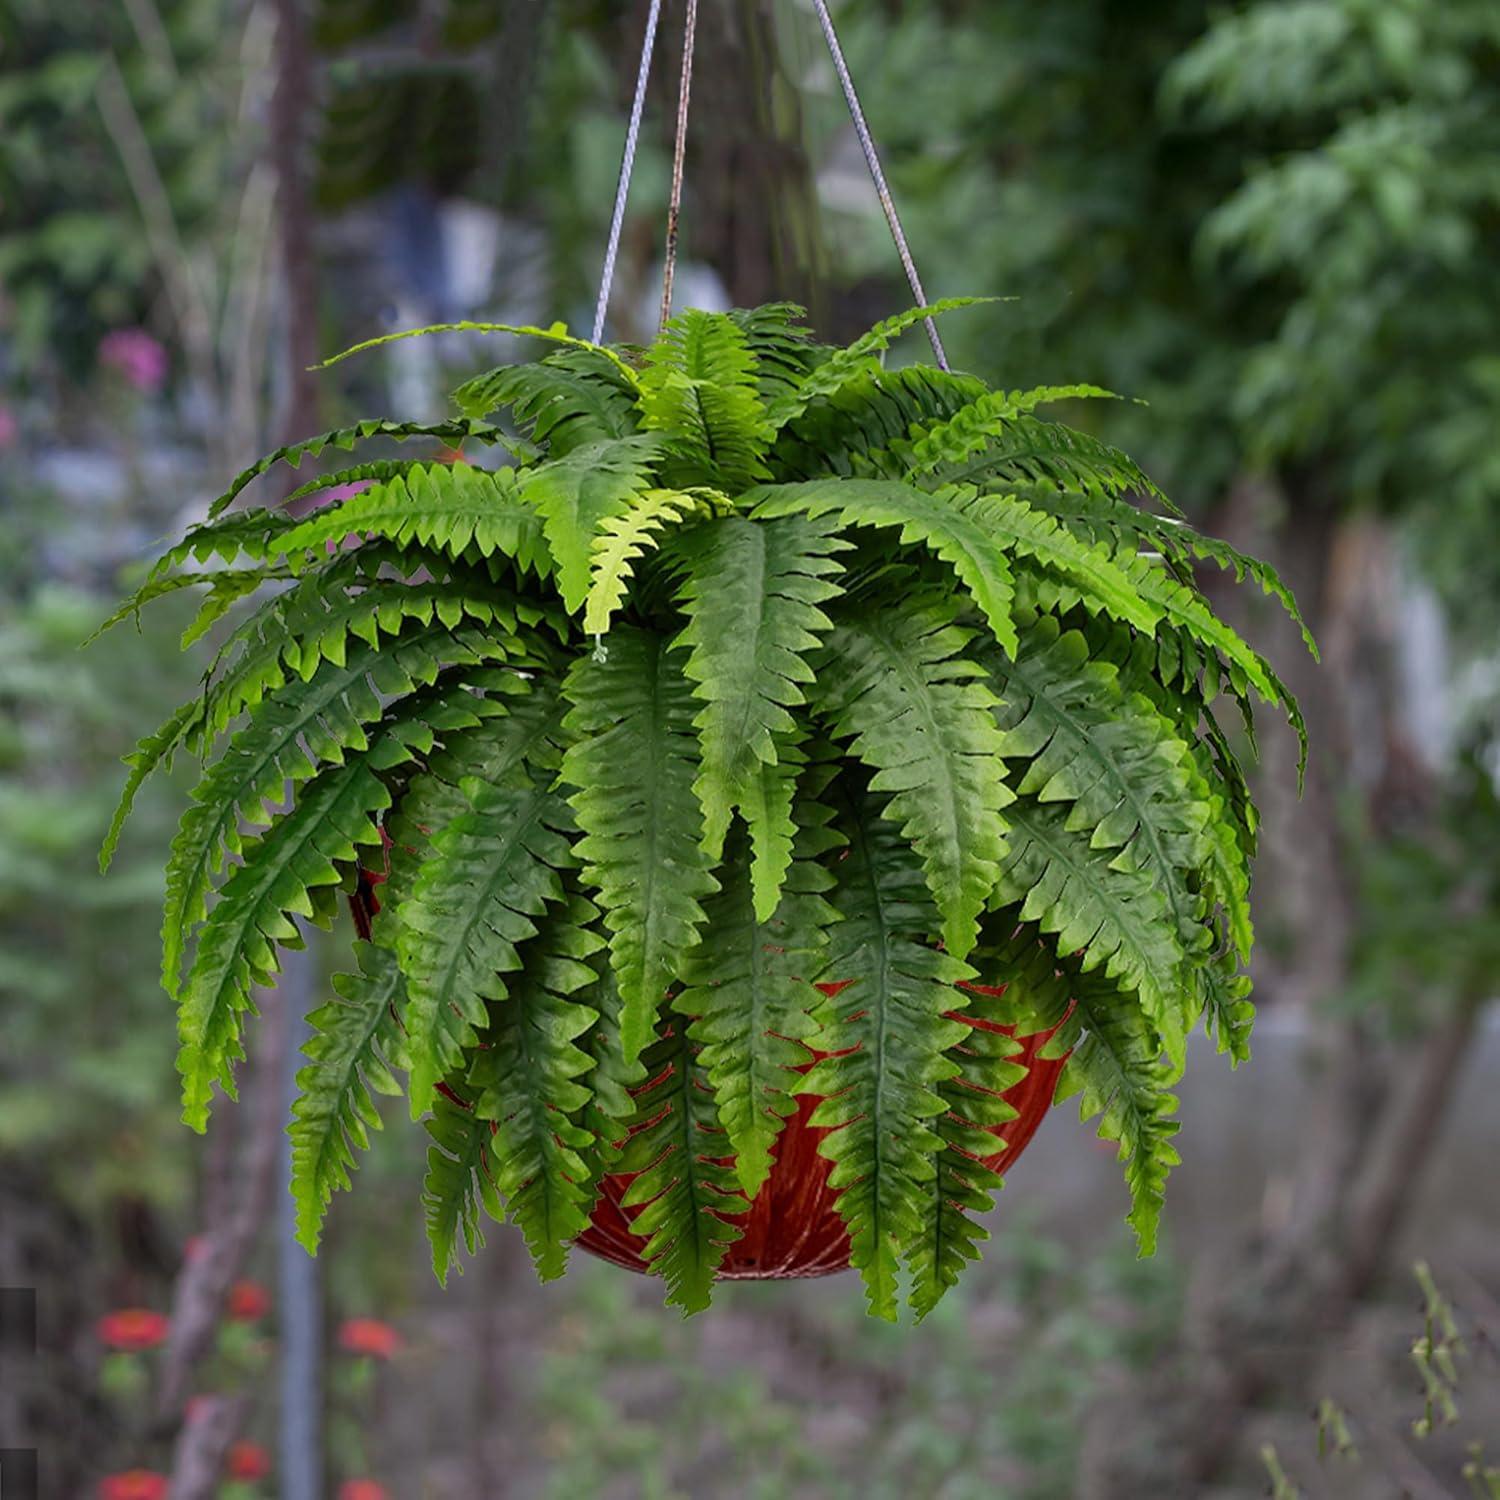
[2, 1, 1498, 1496]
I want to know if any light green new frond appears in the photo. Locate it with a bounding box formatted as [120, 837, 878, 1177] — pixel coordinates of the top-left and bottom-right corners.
[206, 417, 515, 519]
[519, 435, 663, 612]
[290, 940, 407, 1252]
[985, 616, 1215, 963]
[176, 755, 390, 1130]
[276, 463, 552, 577]
[902, 385, 1123, 477]
[907, 982, 1030, 1319]
[638, 309, 773, 493]
[466, 893, 605, 1280]
[560, 627, 719, 1062]
[422, 1089, 502, 1283]
[581, 487, 720, 637]
[814, 589, 1012, 960]
[1054, 971, 1182, 1254]
[993, 797, 1191, 1070]
[746, 478, 1021, 656]
[671, 513, 848, 909]
[674, 819, 836, 1198]
[454, 347, 641, 451]
[617, 1022, 748, 1314]
[162, 622, 506, 1003]
[801, 790, 974, 1320]
[767, 298, 991, 430]
[397, 768, 576, 1120]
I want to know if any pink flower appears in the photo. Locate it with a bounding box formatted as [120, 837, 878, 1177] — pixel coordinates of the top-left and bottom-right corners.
[317, 480, 374, 504]
[99, 1472, 169, 1500]
[337, 1317, 401, 1360]
[99, 329, 168, 393]
[0, 404, 16, 451]
[338, 1482, 389, 1500]
[97, 1308, 169, 1352]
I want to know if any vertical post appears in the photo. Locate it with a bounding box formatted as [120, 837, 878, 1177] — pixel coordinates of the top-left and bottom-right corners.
[278, 955, 322, 1500]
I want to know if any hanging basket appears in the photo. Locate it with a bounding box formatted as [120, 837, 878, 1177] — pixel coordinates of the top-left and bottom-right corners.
[578, 985, 1071, 1279]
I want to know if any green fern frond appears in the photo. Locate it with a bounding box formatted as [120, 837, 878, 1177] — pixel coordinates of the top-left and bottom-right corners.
[573, 958, 648, 1190]
[902, 385, 1124, 477]
[315, 319, 641, 388]
[993, 797, 1191, 1069]
[907, 982, 1029, 1320]
[671, 512, 848, 909]
[986, 616, 1216, 963]
[747, 478, 1023, 655]
[454, 346, 641, 449]
[814, 588, 1013, 960]
[560, 627, 718, 1062]
[616, 1021, 748, 1314]
[206, 417, 516, 519]
[466, 893, 605, 1280]
[802, 788, 974, 1320]
[726, 302, 824, 405]
[638, 309, 773, 493]
[87, 566, 282, 645]
[176, 754, 390, 1129]
[99, 699, 203, 873]
[290, 940, 407, 1252]
[520, 435, 663, 612]
[276, 463, 552, 576]
[1054, 971, 1182, 1254]
[422, 1087, 502, 1283]
[397, 764, 576, 1120]
[674, 818, 836, 1198]
[767, 298, 991, 430]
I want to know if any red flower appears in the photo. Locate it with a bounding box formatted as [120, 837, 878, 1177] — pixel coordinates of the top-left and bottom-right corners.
[337, 1318, 401, 1360]
[226, 1280, 271, 1322]
[99, 1472, 169, 1500]
[338, 1482, 389, 1500]
[226, 1441, 272, 1481]
[97, 1308, 169, 1352]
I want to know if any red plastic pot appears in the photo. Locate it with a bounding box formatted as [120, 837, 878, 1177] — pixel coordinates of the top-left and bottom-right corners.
[576, 981, 1069, 1280]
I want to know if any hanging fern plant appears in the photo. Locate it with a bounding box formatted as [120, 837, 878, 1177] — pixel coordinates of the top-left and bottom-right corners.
[98, 299, 1310, 1318]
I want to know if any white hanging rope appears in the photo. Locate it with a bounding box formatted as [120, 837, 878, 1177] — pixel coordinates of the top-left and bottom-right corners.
[592, 0, 664, 344]
[809, 0, 948, 369]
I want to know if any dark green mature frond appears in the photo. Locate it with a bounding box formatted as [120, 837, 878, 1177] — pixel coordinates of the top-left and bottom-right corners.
[276, 463, 552, 576]
[454, 346, 641, 452]
[673, 819, 836, 1198]
[422, 1088, 501, 1283]
[901, 385, 1123, 478]
[573, 960, 647, 1191]
[907, 982, 1029, 1320]
[671, 512, 848, 911]
[1054, 970, 1182, 1254]
[616, 1021, 749, 1314]
[993, 797, 1190, 1069]
[802, 789, 974, 1320]
[560, 627, 719, 1062]
[986, 616, 1217, 963]
[748, 478, 1023, 656]
[397, 763, 576, 1119]
[639, 309, 773, 493]
[162, 623, 508, 1010]
[814, 588, 1012, 961]
[767, 298, 990, 430]
[726, 302, 826, 405]
[466, 894, 604, 1280]
[290, 941, 407, 1253]
[100, 699, 202, 873]
[206, 417, 518, 519]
